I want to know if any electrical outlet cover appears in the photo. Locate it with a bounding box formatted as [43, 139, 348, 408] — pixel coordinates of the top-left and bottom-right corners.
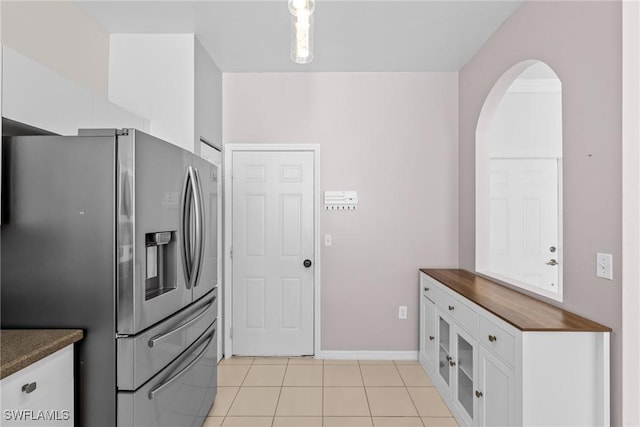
[596, 252, 613, 280]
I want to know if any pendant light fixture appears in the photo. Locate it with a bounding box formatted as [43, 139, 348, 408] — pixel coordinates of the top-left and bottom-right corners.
[289, 0, 315, 64]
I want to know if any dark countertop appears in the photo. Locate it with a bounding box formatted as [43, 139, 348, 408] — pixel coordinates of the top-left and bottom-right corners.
[1, 329, 84, 380]
[421, 269, 611, 332]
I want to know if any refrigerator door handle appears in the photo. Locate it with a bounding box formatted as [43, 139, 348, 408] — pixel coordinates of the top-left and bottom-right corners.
[147, 297, 215, 348]
[181, 167, 194, 288]
[191, 168, 205, 288]
[147, 329, 215, 400]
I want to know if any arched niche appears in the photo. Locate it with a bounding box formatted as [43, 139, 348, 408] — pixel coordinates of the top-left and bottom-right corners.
[476, 60, 563, 301]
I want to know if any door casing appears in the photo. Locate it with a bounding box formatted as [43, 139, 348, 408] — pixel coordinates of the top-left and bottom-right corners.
[223, 144, 321, 357]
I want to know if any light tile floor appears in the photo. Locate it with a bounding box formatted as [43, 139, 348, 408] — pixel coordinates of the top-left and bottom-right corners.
[204, 358, 459, 427]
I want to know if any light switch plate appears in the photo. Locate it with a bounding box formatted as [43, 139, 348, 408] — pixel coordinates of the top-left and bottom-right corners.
[324, 234, 332, 246]
[596, 252, 613, 280]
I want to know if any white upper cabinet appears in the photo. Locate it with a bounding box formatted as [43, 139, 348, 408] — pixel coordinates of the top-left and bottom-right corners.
[109, 35, 221, 154]
[2, 46, 147, 135]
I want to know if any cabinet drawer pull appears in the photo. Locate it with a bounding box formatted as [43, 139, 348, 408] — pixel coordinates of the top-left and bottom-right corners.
[488, 335, 497, 342]
[448, 305, 455, 311]
[22, 382, 37, 394]
[449, 360, 456, 367]
[429, 336, 435, 341]
[475, 390, 483, 398]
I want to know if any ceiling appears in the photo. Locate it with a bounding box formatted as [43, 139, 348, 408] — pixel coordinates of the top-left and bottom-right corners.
[76, 0, 523, 73]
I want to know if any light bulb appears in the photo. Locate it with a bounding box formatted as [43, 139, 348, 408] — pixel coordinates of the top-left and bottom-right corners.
[291, 14, 313, 64]
[296, 17, 310, 58]
[288, 0, 315, 17]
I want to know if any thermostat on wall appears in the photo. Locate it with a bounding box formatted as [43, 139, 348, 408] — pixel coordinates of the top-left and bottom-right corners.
[324, 191, 358, 210]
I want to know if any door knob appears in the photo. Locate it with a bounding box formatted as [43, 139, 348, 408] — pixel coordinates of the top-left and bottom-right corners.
[303, 259, 312, 268]
[475, 390, 483, 398]
[546, 259, 558, 266]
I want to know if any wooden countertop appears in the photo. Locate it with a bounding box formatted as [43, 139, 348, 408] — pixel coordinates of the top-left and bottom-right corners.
[421, 269, 611, 332]
[1, 329, 84, 380]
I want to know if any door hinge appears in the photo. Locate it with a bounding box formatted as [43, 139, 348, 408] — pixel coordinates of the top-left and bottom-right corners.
[230, 246, 233, 259]
[230, 326, 233, 338]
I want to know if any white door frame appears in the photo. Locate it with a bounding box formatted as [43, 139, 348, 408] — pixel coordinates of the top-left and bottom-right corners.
[223, 143, 321, 358]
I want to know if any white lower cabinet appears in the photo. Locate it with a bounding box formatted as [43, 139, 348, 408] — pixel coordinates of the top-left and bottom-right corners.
[433, 307, 478, 426]
[477, 345, 515, 427]
[418, 271, 610, 427]
[419, 282, 437, 372]
[0, 345, 74, 426]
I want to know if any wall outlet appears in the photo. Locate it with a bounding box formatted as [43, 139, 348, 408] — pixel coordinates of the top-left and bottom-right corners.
[398, 305, 408, 320]
[596, 252, 613, 280]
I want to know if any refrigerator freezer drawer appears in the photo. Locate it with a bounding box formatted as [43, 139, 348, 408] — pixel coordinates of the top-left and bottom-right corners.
[117, 290, 217, 390]
[117, 321, 217, 427]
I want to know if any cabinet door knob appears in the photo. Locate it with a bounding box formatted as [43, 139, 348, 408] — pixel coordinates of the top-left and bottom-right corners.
[448, 305, 455, 311]
[445, 355, 452, 361]
[429, 336, 435, 341]
[22, 382, 37, 394]
[424, 287, 429, 292]
[475, 390, 483, 398]
[488, 335, 497, 342]
[449, 360, 456, 367]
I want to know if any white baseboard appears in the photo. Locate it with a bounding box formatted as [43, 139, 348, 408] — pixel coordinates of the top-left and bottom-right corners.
[316, 350, 418, 361]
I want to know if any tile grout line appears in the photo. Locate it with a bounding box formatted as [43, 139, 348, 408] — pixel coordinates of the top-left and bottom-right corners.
[357, 360, 375, 427]
[270, 358, 290, 425]
[394, 362, 427, 427]
[321, 361, 325, 427]
[223, 358, 253, 425]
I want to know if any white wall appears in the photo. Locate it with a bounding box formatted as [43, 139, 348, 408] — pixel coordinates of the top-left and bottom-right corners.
[223, 72, 459, 351]
[109, 34, 195, 151]
[1, 1, 109, 97]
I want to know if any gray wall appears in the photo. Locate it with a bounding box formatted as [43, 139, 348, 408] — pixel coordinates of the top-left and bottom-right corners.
[458, 1, 622, 424]
[223, 72, 459, 352]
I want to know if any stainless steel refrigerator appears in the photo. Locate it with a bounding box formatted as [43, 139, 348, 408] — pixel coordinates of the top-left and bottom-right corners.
[1, 128, 219, 426]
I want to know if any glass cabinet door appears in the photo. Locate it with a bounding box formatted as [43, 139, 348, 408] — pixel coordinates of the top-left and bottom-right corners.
[438, 315, 451, 387]
[456, 331, 475, 421]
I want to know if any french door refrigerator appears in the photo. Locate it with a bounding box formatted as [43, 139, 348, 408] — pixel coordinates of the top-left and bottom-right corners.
[1, 128, 219, 427]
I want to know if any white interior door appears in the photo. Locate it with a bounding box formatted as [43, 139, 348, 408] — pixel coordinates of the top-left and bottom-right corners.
[232, 150, 314, 355]
[489, 158, 559, 292]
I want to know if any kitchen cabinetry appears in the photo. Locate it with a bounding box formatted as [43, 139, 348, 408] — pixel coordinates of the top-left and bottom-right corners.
[109, 35, 222, 154]
[418, 269, 611, 427]
[1, 345, 74, 426]
[419, 277, 437, 372]
[477, 344, 515, 426]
